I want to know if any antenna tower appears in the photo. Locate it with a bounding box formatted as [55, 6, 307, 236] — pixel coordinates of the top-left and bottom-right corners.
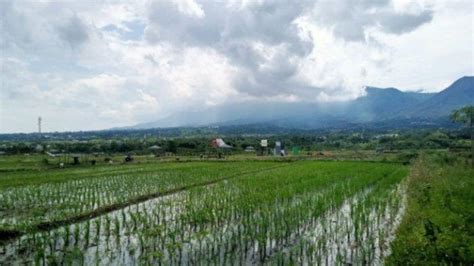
[38, 116, 42, 134]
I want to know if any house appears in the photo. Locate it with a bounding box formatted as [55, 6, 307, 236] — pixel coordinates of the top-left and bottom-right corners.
[211, 138, 232, 149]
[244, 146, 255, 152]
[274, 141, 285, 156]
[148, 145, 162, 151]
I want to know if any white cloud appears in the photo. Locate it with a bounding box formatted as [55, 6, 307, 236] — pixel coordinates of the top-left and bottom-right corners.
[0, 0, 472, 132]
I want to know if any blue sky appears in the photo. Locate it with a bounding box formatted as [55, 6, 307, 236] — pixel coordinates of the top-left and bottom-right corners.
[1, 0, 473, 133]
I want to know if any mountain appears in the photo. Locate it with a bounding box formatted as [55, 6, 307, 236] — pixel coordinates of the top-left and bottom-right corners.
[129, 76, 473, 130]
[404, 76, 474, 118]
[130, 101, 347, 129]
[346, 87, 434, 121]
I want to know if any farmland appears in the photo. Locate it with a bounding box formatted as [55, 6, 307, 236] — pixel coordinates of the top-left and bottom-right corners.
[0, 158, 409, 265]
[0, 160, 283, 235]
[1, 1, 472, 264]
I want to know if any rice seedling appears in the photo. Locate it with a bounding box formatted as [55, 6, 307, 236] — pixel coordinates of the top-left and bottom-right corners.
[0, 160, 409, 265]
[0, 161, 281, 234]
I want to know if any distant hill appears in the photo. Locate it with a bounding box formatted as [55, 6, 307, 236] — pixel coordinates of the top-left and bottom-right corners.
[347, 87, 434, 121]
[404, 76, 474, 118]
[129, 76, 473, 130]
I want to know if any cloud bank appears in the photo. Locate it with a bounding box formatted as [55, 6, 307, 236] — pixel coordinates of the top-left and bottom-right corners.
[0, 0, 472, 132]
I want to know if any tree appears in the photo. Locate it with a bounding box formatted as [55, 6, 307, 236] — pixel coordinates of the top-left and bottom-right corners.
[166, 140, 177, 154]
[450, 106, 474, 167]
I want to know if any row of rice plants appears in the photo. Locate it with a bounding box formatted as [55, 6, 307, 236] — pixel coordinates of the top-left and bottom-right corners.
[0, 161, 407, 265]
[266, 169, 406, 265]
[0, 161, 280, 233]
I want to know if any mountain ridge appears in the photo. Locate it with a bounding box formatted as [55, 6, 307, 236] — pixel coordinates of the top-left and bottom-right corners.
[129, 76, 473, 130]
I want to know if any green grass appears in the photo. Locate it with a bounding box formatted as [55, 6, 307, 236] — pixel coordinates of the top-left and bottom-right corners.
[387, 153, 474, 264]
[0, 154, 52, 171]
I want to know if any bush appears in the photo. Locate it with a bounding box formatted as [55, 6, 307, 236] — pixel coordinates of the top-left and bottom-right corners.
[431, 152, 458, 165]
[395, 151, 418, 164]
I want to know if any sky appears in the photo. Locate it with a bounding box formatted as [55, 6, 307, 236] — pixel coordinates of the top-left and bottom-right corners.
[0, 0, 473, 133]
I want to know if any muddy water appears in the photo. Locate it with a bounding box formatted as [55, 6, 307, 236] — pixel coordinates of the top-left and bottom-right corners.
[262, 185, 406, 265]
[0, 183, 405, 265]
[0, 190, 189, 265]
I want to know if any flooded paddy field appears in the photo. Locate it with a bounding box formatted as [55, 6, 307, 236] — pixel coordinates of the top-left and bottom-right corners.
[0, 160, 408, 265]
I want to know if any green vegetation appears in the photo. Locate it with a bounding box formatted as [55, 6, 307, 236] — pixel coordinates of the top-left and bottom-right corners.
[0, 126, 472, 264]
[0, 161, 280, 234]
[1, 128, 471, 156]
[450, 106, 473, 167]
[0, 160, 407, 264]
[387, 153, 474, 264]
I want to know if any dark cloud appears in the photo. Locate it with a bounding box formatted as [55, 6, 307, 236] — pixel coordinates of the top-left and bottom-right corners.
[1, 0, 437, 101]
[144, 53, 159, 66]
[145, 1, 220, 46]
[144, 0, 434, 97]
[378, 10, 433, 34]
[145, 0, 314, 96]
[312, 0, 433, 41]
[0, 1, 34, 49]
[1, 1, 93, 57]
[57, 15, 89, 48]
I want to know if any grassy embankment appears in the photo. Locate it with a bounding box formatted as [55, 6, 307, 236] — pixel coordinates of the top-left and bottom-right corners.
[388, 152, 474, 264]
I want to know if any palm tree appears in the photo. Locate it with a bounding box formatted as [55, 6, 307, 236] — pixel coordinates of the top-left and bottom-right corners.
[450, 106, 474, 167]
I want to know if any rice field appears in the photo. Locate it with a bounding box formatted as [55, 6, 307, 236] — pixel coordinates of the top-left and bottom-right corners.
[0, 160, 408, 265]
[0, 161, 282, 234]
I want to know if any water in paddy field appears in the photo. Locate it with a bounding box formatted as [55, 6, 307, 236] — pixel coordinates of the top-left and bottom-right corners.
[265, 186, 406, 265]
[0, 184, 405, 265]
